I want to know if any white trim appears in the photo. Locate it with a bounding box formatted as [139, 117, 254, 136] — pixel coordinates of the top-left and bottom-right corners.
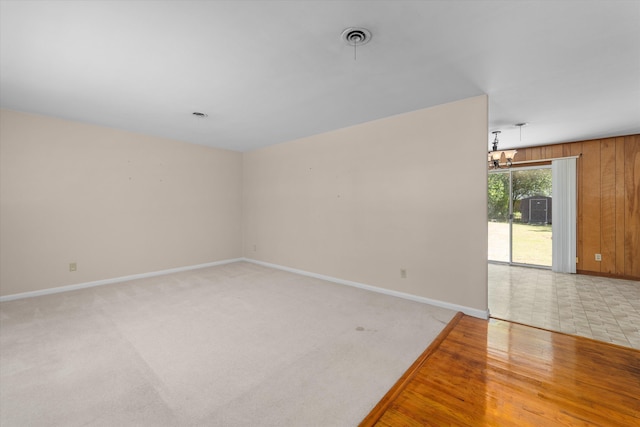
[0, 258, 244, 302]
[2, 257, 491, 320]
[244, 258, 490, 319]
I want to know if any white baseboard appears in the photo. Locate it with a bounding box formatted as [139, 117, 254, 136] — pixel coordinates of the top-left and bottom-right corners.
[2, 258, 490, 320]
[0, 258, 244, 302]
[243, 258, 490, 319]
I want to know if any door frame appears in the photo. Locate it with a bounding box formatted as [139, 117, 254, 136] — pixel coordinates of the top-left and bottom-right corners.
[488, 164, 552, 269]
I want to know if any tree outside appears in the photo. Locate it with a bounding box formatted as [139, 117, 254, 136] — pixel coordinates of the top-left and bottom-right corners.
[488, 172, 509, 221]
[488, 169, 552, 223]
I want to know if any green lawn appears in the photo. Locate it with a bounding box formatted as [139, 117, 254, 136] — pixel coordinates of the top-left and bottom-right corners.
[488, 222, 552, 266]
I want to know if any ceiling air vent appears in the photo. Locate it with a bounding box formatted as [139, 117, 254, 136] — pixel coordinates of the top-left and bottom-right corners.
[341, 27, 372, 46]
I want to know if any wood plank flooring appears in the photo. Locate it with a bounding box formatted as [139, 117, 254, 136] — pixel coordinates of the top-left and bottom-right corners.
[361, 313, 640, 427]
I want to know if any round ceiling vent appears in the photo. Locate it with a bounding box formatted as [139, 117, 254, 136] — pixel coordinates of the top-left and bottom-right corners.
[341, 27, 372, 46]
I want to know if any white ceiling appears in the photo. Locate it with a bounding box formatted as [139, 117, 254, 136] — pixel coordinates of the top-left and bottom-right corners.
[1, 0, 639, 152]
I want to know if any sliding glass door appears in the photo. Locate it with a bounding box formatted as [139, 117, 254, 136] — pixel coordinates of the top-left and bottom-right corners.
[488, 171, 510, 263]
[488, 167, 552, 267]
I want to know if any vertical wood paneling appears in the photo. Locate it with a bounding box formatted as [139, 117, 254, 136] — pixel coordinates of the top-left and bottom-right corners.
[546, 144, 564, 159]
[582, 140, 602, 272]
[624, 137, 640, 277]
[600, 140, 616, 273]
[615, 138, 626, 276]
[528, 146, 543, 161]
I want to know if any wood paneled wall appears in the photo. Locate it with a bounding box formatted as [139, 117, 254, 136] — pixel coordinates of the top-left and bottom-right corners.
[512, 135, 640, 280]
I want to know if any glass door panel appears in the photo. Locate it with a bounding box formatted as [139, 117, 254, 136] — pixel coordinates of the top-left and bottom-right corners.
[488, 171, 510, 263]
[511, 168, 552, 266]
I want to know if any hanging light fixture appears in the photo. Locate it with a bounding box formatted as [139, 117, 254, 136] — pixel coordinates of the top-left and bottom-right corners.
[488, 131, 517, 169]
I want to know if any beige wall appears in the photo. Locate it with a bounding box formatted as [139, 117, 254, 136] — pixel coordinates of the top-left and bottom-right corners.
[243, 96, 488, 313]
[1, 96, 488, 313]
[0, 109, 242, 296]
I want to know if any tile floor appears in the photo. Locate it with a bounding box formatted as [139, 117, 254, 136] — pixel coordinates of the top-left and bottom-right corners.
[488, 263, 640, 349]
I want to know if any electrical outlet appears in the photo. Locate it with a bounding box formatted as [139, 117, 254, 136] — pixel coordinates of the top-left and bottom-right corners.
[69, 262, 77, 272]
[400, 269, 407, 279]
[595, 254, 602, 261]
[253, 244, 257, 252]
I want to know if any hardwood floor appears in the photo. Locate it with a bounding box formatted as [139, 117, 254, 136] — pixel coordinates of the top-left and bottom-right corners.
[361, 313, 640, 427]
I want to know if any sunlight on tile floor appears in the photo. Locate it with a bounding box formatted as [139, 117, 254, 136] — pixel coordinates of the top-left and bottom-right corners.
[489, 264, 640, 349]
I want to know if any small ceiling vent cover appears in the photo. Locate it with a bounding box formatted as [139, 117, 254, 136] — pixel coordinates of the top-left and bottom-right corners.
[341, 27, 372, 46]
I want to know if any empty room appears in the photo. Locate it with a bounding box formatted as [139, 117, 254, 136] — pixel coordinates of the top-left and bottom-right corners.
[1, 1, 639, 426]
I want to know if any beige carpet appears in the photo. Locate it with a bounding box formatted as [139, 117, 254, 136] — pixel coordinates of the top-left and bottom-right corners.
[0, 261, 456, 426]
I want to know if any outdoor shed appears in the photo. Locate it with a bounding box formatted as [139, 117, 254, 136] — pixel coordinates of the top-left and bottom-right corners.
[520, 196, 552, 224]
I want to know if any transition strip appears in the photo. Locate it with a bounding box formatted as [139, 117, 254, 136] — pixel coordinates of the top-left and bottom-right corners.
[359, 311, 465, 427]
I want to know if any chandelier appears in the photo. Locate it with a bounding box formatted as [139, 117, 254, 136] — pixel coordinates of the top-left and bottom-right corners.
[488, 131, 517, 169]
